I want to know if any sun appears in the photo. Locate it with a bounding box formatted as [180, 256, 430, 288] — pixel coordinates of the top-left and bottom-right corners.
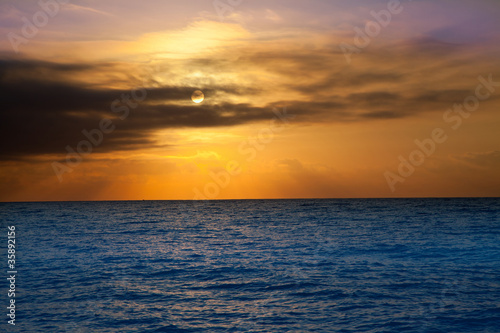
[191, 90, 204, 104]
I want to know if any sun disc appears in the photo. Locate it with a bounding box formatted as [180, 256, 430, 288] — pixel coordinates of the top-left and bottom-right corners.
[191, 90, 204, 103]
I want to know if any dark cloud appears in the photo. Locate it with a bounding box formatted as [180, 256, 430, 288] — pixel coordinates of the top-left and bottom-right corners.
[360, 110, 403, 120]
[390, 36, 464, 56]
[290, 72, 404, 94]
[0, 58, 95, 73]
[347, 92, 401, 106]
[409, 89, 472, 105]
[0, 59, 298, 160]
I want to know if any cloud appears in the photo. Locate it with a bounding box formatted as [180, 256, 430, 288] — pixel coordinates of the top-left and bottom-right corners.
[275, 158, 304, 172]
[265, 9, 282, 22]
[453, 151, 500, 169]
[64, 4, 114, 17]
[0, 59, 298, 160]
[290, 72, 404, 95]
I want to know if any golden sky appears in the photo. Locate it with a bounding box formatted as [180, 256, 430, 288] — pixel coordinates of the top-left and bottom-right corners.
[1, 0, 499, 201]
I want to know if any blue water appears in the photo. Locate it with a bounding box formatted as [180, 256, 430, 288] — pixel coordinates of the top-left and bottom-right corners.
[1, 198, 499, 332]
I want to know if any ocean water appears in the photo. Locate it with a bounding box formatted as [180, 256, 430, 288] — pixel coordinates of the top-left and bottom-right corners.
[1, 198, 499, 332]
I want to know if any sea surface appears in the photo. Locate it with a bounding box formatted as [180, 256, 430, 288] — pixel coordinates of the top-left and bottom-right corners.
[1, 198, 499, 332]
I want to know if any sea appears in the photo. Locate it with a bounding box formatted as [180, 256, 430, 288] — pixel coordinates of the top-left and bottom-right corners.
[0, 198, 499, 332]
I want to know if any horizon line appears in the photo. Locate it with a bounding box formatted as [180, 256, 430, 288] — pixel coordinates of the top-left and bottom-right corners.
[1, 196, 499, 204]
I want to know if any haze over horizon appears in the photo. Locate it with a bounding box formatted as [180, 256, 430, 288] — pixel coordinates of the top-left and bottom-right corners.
[1, 0, 500, 201]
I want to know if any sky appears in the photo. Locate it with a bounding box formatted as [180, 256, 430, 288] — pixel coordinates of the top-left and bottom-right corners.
[1, 0, 499, 201]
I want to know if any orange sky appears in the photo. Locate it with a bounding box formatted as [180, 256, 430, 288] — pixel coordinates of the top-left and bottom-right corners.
[1, 0, 499, 201]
